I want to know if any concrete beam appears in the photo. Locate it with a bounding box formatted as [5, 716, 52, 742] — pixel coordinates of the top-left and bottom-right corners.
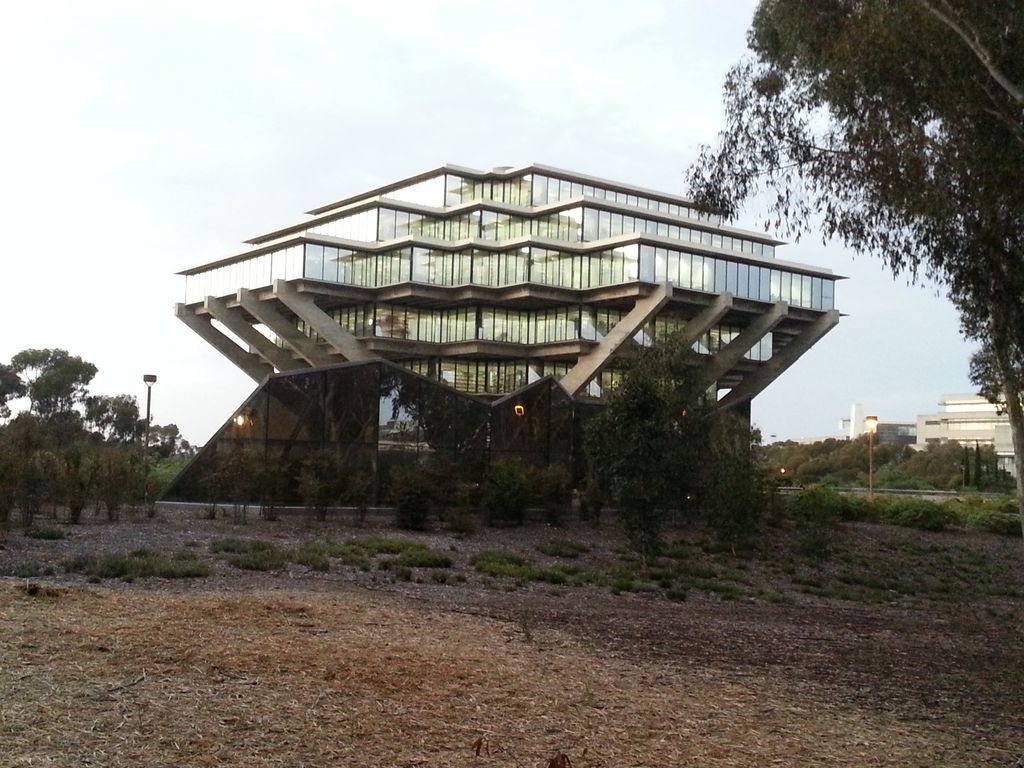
[677, 292, 734, 345]
[560, 283, 674, 396]
[718, 309, 840, 410]
[174, 303, 274, 383]
[272, 280, 373, 362]
[236, 288, 336, 367]
[203, 296, 309, 373]
[693, 302, 789, 391]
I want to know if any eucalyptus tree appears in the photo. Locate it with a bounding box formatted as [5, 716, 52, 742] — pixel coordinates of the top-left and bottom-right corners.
[688, 0, 1024, 526]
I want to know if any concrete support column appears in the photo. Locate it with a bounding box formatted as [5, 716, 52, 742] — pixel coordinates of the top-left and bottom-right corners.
[693, 301, 789, 391]
[174, 303, 274, 382]
[272, 280, 373, 362]
[718, 309, 840, 411]
[559, 283, 674, 396]
[236, 288, 336, 367]
[203, 296, 308, 372]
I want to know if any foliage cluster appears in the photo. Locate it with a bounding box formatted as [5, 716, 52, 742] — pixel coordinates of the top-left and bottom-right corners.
[687, 0, 1024, 517]
[764, 437, 1013, 492]
[584, 336, 768, 559]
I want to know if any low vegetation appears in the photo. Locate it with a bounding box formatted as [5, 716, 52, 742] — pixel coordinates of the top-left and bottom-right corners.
[64, 549, 209, 581]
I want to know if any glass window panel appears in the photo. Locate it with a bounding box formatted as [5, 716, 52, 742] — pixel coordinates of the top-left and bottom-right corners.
[378, 209, 397, 240]
[811, 277, 823, 309]
[714, 259, 727, 292]
[737, 263, 749, 298]
[690, 254, 703, 289]
[726, 261, 738, 294]
[322, 247, 339, 282]
[582, 208, 599, 241]
[821, 279, 834, 308]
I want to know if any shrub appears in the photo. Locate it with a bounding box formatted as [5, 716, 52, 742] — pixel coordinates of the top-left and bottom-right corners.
[387, 466, 435, 530]
[350, 536, 426, 556]
[536, 539, 590, 559]
[785, 484, 849, 524]
[471, 549, 528, 577]
[483, 459, 531, 526]
[292, 541, 332, 571]
[25, 526, 65, 540]
[531, 466, 571, 526]
[67, 550, 209, 580]
[786, 485, 845, 561]
[872, 497, 949, 531]
[381, 548, 452, 569]
[442, 508, 478, 535]
[210, 537, 287, 571]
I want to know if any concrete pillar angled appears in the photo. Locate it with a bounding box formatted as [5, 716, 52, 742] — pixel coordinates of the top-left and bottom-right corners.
[236, 288, 335, 367]
[718, 309, 840, 411]
[677, 292, 734, 345]
[272, 280, 373, 362]
[560, 282, 674, 396]
[174, 303, 273, 383]
[693, 301, 789, 391]
[203, 295, 308, 372]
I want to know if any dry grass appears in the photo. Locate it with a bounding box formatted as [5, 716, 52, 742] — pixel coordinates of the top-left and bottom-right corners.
[0, 581, 1007, 767]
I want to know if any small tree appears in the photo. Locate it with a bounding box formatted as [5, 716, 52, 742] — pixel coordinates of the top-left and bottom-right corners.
[55, 445, 99, 524]
[531, 465, 571, 526]
[482, 459, 532, 527]
[702, 413, 766, 551]
[96, 448, 138, 522]
[388, 465, 435, 530]
[297, 450, 343, 522]
[584, 337, 707, 563]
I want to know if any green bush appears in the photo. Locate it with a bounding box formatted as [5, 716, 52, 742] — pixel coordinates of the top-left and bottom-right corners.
[536, 539, 590, 558]
[210, 538, 287, 570]
[25, 526, 65, 540]
[387, 466, 435, 530]
[382, 548, 452, 569]
[471, 549, 528, 577]
[442, 508, 478, 535]
[349, 536, 426, 556]
[872, 497, 949, 531]
[531, 466, 571, 525]
[209, 537, 277, 555]
[483, 459, 531, 526]
[786, 485, 845, 561]
[785, 484, 848, 524]
[952, 507, 1022, 537]
[292, 540, 333, 571]
[67, 550, 209, 580]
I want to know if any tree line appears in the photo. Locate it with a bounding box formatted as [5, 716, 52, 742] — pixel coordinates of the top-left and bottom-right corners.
[0, 348, 193, 525]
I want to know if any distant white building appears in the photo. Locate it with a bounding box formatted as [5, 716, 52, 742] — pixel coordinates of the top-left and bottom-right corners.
[839, 403, 916, 446]
[916, 394, 1016, 477]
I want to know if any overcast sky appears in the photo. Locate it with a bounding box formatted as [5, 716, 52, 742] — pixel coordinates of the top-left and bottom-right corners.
[3, 0, 975, 445]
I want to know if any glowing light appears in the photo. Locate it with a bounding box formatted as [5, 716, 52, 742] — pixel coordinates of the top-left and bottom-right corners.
[865, 415, 879, 434]
[513, 404, 526, 417]
[234, 414, 247, 427]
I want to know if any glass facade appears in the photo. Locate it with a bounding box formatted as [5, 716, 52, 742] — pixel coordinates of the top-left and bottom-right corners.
[296, 304, 772, 365]
[180, 165, 838, 404]
[185, 236, 826, 307]
[163, 362, 578, 504]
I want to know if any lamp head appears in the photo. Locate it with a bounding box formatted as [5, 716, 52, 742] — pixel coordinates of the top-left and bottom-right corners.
[865, 415, 879, 434]
[143, 374, 157, 386]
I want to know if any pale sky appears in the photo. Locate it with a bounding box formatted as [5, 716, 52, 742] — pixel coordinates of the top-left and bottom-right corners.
[2, 0, 974, 445]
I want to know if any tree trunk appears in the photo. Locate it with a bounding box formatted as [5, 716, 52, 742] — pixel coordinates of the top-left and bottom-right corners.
[1001, 374, 1024, 536]
[992, 336, 1024, 538]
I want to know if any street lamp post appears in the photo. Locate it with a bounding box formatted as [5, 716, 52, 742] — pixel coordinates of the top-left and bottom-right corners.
[143, 374, 157, 504]
[865, 415, 878, 501]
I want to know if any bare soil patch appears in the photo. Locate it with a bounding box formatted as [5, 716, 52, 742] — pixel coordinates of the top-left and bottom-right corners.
[1, 505, 1022, 767]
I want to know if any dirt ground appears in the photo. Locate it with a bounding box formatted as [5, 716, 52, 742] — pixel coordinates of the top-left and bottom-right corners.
[1, 504, 1022, 767]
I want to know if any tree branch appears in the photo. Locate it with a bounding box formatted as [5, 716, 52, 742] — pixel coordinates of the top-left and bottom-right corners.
[917, 0, 1024, 107]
